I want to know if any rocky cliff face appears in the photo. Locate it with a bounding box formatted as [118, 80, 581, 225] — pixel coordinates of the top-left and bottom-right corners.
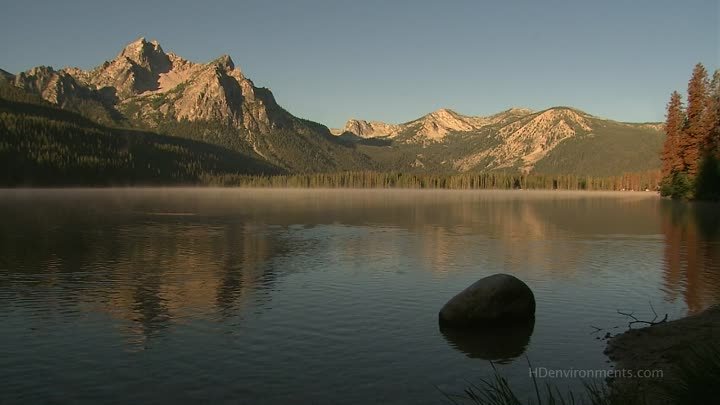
[70, 37, 173, 97]
[96, 38, 294, 134]
[10, 65, 120, 125]
[13, 66, 98, 106]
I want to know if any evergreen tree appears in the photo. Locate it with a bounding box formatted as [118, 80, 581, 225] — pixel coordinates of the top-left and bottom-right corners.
[661, 91, 685, 178]
[681, 63, 710, 176]
[705, 70, 720, 156]
[695, 70, 720, 201]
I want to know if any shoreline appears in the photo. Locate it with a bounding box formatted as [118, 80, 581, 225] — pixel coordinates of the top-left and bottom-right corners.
[0, 186, 662, 194]
[605, 305, 720, 402]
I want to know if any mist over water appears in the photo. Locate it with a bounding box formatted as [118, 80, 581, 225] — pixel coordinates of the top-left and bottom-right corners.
[1, 189, 718, 404]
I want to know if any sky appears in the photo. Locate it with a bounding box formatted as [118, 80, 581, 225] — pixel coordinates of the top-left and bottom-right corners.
[0, 0, 718, 128]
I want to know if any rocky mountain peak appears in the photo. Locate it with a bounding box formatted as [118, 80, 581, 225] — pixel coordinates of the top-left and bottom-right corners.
[428, 108, 459, 117]
[120, 36, 148, 54]
[342, 119, 400, 138]
[502, 107, 534, 115]
[101, 38, 288, 134]
[117, 37, 169, 70]
[13, 65, 95, 106]
[211, 54, 236, 71]
[75, 37, 173, 96]
[535, 107, 592, 130]
[24, 65, 56, 77]
[5, 37, 297, 137]
[415, 108, 476, 140]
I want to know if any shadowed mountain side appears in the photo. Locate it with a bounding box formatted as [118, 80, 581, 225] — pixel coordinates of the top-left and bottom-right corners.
[0, 97, 283, 186]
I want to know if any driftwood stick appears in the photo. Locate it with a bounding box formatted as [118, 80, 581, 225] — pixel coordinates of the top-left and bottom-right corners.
[617, 307, 668, 329]
[592, 303, 669, 334]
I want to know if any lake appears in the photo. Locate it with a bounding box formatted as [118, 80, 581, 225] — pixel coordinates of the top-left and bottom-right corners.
[1, 189, 718, 404]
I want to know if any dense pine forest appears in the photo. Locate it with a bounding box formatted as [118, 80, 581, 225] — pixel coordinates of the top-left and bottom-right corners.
[201, 170, 662, 191]
[660, 63, 720, 200]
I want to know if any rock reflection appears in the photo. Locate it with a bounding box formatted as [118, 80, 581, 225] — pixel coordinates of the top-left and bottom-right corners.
[440, 317, 535, 364]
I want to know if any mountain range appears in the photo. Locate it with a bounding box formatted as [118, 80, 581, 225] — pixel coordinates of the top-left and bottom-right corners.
[0, 37, 665, 184]
[333, 107, 664, 175]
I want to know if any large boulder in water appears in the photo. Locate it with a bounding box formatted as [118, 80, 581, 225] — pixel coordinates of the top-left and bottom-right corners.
[439, 273, 535, 327]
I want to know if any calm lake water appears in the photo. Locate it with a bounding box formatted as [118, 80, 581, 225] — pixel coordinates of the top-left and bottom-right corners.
[1, 189, 719, 404]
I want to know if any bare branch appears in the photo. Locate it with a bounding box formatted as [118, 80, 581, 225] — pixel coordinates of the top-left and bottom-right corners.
[617, 307, 668, 329]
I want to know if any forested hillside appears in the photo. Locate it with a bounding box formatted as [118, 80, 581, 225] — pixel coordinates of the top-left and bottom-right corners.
[0, 96, 281, 186]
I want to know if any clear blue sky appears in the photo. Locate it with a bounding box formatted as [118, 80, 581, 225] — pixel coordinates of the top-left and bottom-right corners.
[1, 0, 718, 127]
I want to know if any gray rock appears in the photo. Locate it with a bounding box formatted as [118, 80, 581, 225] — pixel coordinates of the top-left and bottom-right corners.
[439, 273, 535, 327]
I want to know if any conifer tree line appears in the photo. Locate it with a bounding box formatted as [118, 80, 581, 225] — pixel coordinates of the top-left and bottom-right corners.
[660, 63, 720, 200]
[201, 170, 662, 192]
